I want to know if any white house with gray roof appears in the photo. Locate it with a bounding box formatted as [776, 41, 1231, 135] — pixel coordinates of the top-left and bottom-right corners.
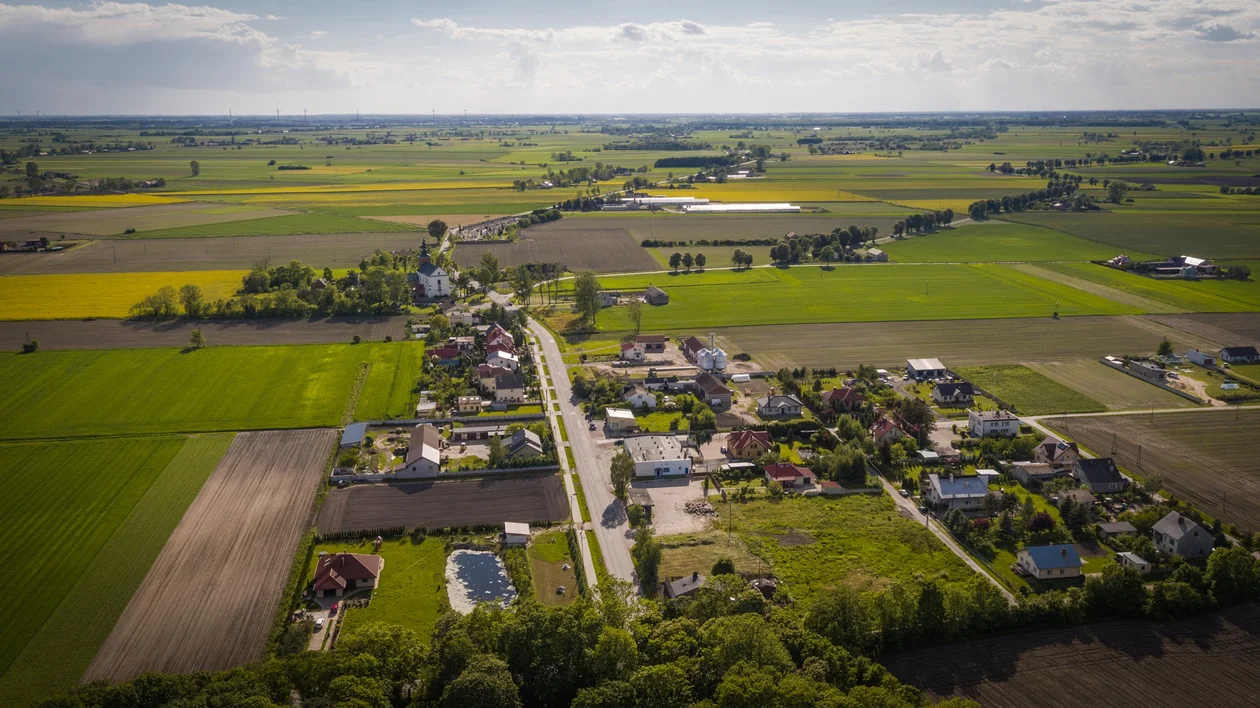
[1153, 511, 1214, 559]
[924, 473, 990, 513]
[624, 435, 691, 478]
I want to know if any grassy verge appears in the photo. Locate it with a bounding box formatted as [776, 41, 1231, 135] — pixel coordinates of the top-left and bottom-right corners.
[586, 530, 609, 585]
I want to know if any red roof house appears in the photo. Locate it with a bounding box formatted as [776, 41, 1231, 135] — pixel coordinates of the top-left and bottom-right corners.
[763, 462, 816, 488]
[821, 387, 865, 412]
[727, 429, 771, 460]
[312, 552, 383, 598]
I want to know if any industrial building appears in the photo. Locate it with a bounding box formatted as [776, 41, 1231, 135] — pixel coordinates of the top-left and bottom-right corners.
[624, 435, 692, 478]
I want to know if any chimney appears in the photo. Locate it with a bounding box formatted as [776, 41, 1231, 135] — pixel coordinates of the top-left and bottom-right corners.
[692, 571, 699, 581]
[1061, 546, 1067, 556]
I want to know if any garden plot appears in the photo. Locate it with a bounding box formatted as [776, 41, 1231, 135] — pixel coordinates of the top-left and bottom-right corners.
[316, 476, 570, 533]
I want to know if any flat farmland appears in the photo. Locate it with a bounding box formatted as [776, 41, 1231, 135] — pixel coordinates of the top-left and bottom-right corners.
[0, 434, 231, 706]
[715, 316, 1203, 371]
[1040, 262, 1260, 313]
[316, 476, 570, 533]
[1146, 312, 1260, 347]
[590, 210, 918, 243]
[647, 245, 774, 269]
[0, 270, 245, 319]
[453, 222, 658, 273]
[0, 202, 291, 237]
[0, 233, 423, 275]
[999, 211, 1260, 259]
[880, 222, 1161, 263]
[1028, 360, 1197, 410]
[1045, 410, 1260, 530]
[0, 342, 424, 439]
[885, 604, 1260, 708]
[85, 429, 335, 681]
[0, 316, 407, 350]
[130, 211, 418, 238]
[955, 365, 1105, 415]
[553, 263, 1139, 335]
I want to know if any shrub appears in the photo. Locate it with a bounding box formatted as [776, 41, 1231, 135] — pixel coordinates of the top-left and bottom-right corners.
[352, 335, 361, 344]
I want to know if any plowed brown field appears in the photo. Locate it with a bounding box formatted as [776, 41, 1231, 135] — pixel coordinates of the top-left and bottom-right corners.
[317, 476, 569, 533]
[84, 429, 334, 681]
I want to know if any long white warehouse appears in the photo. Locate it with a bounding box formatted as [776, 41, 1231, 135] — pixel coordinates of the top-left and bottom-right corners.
[627, 196, 711, 205]
[681, 203, 801, 213]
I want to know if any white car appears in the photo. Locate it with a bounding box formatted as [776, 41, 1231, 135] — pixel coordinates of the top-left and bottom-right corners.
[314, 618, 326, 631]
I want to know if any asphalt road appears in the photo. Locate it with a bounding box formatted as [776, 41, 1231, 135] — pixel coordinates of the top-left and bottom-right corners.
[528, 317, 637, 585]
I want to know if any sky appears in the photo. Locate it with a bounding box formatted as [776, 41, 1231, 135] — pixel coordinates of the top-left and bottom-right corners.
[2, 0, 1258, 115]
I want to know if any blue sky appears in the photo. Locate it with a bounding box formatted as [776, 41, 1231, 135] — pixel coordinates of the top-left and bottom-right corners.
[2, 0, 1257, 115]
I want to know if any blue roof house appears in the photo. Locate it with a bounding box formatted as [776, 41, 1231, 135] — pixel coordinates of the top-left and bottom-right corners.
[1017, 544, 1083, 580]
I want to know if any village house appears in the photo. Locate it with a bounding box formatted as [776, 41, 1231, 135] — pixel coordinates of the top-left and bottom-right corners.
[486, 348, 520, 372]
[1153, 511, 1214, 559]
[1116, 551, 1152, 575]
[764, 462, 816, 489]
[635, 334, 667, 353]
[906, 357, 947, 380]
[450, 423, 508, 442]
[968, 409, 1020, 438]
[456, 395, 483, 414]
[430, 346, 461, 366]
[449, 335, 476, 352]
[924, 473, 989, 513]
[727, 429, 772, 460]
[821, 387, 865, 413]
[1219, 345, 1260, 364]
[932, 382, 974, 406]
[312, 552, 383, 599]
[644, 285, 669, 305]
[866, 248, 888, 262]
[624, 385, 656, 409]
[757, 393, 803, 418]
[448, 309, 480, 326]
[620, 341, 646, 362]
[1011, 461, 1060, 485]
[869, 417, 906, 445]
[624, 435, 691, 478]
[1035, 437, 1080, 473]
[1072, 458, 1128, 494]
[606, 408, 638, 434]
[477, 363, 513, 393]
[1016, 544, 1083, 580]
[503, 521, 531, 547]
[494, 373, 526, 403]
[485, 332, 516, 354]
[664, 571, 704, 599]
[694, 372, 733, 409]
[397, 423, 443, 479]
[505, 428, 544, 459]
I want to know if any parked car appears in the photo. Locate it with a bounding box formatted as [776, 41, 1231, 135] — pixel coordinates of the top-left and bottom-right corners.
[314, 618, 325, 631]
[898, 489, 910, 498]
[588, 422, 596, 431]
[330, 603, 339, 617]
[917, 505, 928, 514]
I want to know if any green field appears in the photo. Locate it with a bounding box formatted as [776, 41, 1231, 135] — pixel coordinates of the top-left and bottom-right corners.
[998, 211, 1260, 259]
[1040, 262, 1260, 313]
[0, 434, 231, 705]
[880, 223, 1160, 263]
[314, 536, 448, 641]
[955, 364, 1106, 415]
[0, 342, 424, 440]
[130, 211, 418, 238]
[722, 494, 973, 602]
[528, 530, 578, 606]
[545, 263, 1141, 336]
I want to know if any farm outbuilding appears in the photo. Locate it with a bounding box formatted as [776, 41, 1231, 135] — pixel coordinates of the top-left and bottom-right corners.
[906, 358, 947, 379]
[503, 521, 531, 546]
[340, 422, 369, 449]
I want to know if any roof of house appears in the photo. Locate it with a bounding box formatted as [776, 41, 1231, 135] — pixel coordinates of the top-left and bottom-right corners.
[971, 410, 1019, 422]
[406, 424, 443, 465]
[728, 429, 771, 452]
[417, 262, 447, 277]
[928, 473, 989, 500]
[870, 418, 904, 439]
[1022, 544, 1082, 570]
[1039, 437, 1078, 462]
[1153, 511, 1205, 541]
[477, 363, 512, 378]
[1220, 345, 1260, 357]
[506, 428, 543, 457]
[504, 521, 531, 536]
[665, 572, 704, 597]
[867, 248, 884, 256]
[457, 395, 482, 404]
[682, 336, 705, 353]
[313, 552, 382, 591]
[1075, 457, 1124, 486]
[1117, 551, 1149, 566]
[821, 387, 865, 405]
[1060, 489, 1097, 505]
[1013, 461, 1057, 477]
[907, 357, 946, 371]
[764, 462, 815, 482]
[488, 349, 519, 362]
[695, 372, 732, 396]
[620, 341, 640, 351]
[625, 385, 652, 399]
[624, 435, 687, 463]
[607, 407, 636, 421]
[453, 423, 509, 436]
[933, 382, 975, 397]
[485, 322, 509, 338]
[495, 373, 525, 390]
[757, 393, 803, 408]
[431, 346, 460, 358]
[1098, 521, 1138, 534]
[646, 285, 668, 297]
[340, 422, 369, 447]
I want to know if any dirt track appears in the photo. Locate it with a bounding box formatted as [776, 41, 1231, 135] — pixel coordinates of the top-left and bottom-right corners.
[84, 429, 335, 682]
[317, 476, 569, 533]
[885, 604, 1260, 708]
[0, 316, 407, 349]
[0, 232, 421, 275]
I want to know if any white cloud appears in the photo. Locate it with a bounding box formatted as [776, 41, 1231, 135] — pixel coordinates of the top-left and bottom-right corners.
[309, 30, 327, 39]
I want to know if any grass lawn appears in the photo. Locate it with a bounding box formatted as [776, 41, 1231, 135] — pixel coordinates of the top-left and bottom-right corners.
[317, 536, 448, 641]
[528, 530, 578, 605]
[127, 211, 418, 238]
[0, 434, 231, 706]
[719, 494, 974, 603]
[1224, 363, 1260, 386]
[880, 223, 1160, 263]
[0, 270, 245, 320]
[955, 364, 1106, 415]
[1041, 263, 1260, 313]
[0, 342, 425, 440]
[904, 380, 1000, 418]
[546, 263, 1141, 337]
[659, 530, 767, 581]
[635, 411, 690, 432]
[586, 530, 609, 585]
[475, 403, 545, 417]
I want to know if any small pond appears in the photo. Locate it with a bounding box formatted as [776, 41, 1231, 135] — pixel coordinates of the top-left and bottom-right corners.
[445, 549, 517, 613]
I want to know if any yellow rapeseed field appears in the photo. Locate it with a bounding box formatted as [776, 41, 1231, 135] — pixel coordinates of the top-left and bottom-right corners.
[10, 194, 186, 207]
[0, 271, 245, 320]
